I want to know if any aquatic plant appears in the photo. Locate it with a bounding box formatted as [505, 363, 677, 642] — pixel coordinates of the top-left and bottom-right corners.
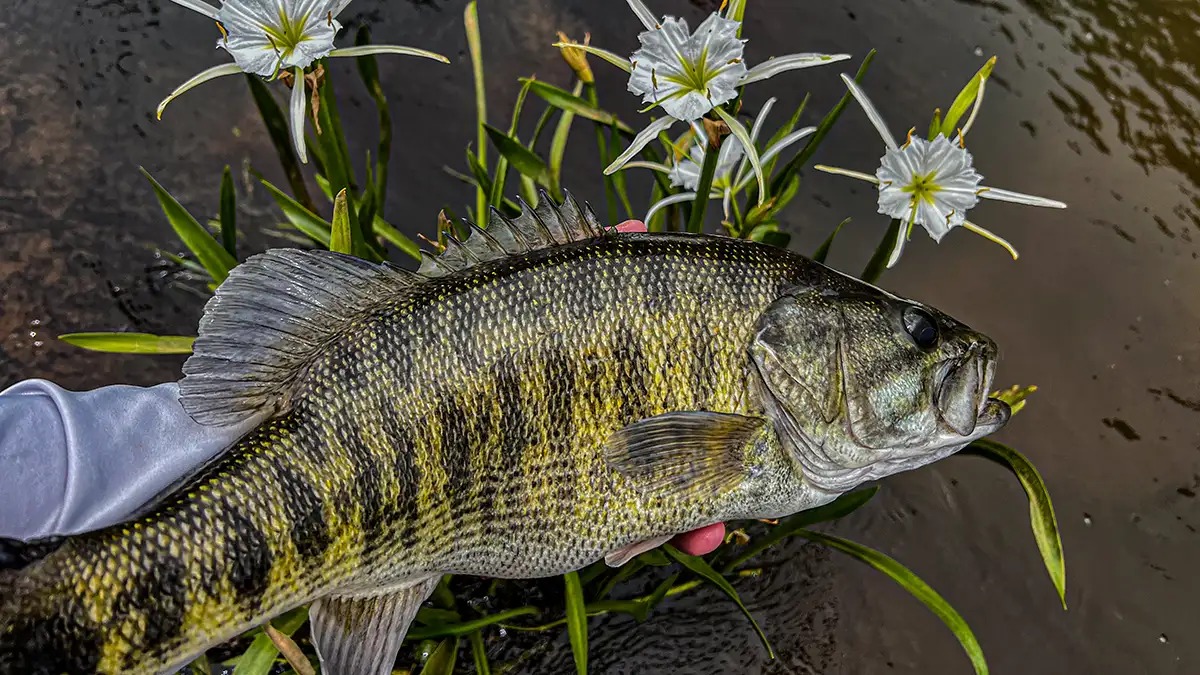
[556, 0, 847, 212]
[156, 0, 449, 163]
[59, 1, 1068, 673]
[814, 68, 1067, 267]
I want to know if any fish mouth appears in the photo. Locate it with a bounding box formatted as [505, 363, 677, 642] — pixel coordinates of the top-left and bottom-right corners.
[935, 348, 1010, 437]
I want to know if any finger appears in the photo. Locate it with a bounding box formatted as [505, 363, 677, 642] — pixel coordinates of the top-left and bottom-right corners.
[615, 220, 648, 233]
[670, 522, 726, 556]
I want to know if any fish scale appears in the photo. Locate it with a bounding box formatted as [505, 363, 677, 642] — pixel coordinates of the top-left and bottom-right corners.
[1, 193, 1011, 675]
[2, 233, 805, 672]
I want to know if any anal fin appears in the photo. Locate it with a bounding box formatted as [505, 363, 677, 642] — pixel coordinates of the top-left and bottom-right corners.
[309, 576, 440, 675]
[604, 411, 770, 496]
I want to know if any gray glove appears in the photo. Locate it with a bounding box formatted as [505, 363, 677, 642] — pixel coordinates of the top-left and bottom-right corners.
[0, 379, 258, 540]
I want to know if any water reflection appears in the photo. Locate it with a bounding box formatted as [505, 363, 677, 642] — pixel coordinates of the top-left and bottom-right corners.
[1016, 0, 1198, 181]
[1, 0, 1198, 673]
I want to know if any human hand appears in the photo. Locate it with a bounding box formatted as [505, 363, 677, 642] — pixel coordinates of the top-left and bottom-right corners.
[615, 219, 727, 558]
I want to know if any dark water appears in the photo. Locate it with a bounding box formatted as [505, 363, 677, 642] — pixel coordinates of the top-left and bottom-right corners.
[2, 0, 1197, 672]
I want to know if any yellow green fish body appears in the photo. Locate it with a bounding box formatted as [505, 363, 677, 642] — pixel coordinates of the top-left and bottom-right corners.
[0, 194, 1009, 674]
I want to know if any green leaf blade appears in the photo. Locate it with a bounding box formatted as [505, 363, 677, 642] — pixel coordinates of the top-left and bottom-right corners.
[330, 189, 353, 254]
[354, 26, 393, 213]
[861, 218, 902, 284]
[141, 169, 237, 284]
[963, 439, 1067, 608]
[231, 607, 309, 675]
[468, 630, 491, 675]
[259, 177, 333, 246]
[484, 124, 551, 188]
[723, 487, 879, 572]
[373, 214, 422, 260]
[564, 571, 589, 675]
[419, 637, 459, 675]
[940, 57, 997, 137]
[795, 530, 988, 675]
[490, 77, 536, 209]
[244, 75, 316, 213]
[814, 217, 851, 263]
[405, 606, 540, 640]
[465, 1, 487, 220]
[663, 545, 774, 658]
[524, 79, 633, 134]
[59, 333, 195, 355]
[219, 166, 237, 258]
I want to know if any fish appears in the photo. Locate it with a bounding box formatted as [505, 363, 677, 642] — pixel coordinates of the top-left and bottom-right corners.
[0, 192, 1010, 675]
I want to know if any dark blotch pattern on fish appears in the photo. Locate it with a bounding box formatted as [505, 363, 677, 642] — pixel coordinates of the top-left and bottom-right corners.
[275, 465, 332, 562]
[616, 326, 651, 424]
[387, 414, 421, 552]
[437, 396, 472, 524]
[0, 613, 103, 675]
[224, 509, 273, 601]
[128, 555, 189, 661]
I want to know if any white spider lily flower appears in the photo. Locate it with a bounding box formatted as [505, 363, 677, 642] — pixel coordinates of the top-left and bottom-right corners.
[556, 0, 848, 198]
[632, 99, 816, 224]
[157, 0, 448, 163]
[626, 12, 747, 122]
[815, 74, 1066, 267]
[669, 129, 744, 191]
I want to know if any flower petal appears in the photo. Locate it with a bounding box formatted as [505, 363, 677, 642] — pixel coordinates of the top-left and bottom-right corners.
[217, 0, 341, 74]
[625, 0, 661, 31]
[740, 53, 852, 86]
[876, 183, 913, 222]
[813, 164, 881, 184]
[620, 161, 674, 173]
[760, 127, 816, 164]
[606, 116, 677, 174]
[168, 0, 220, 20]
[554, 43, 632, 73]
[750, 97, 777, 145]
[978, 186, 1067, 209]
[646, 191, 700, 223]
[715, 106, 766, 205]
[627, 14, 745, 121]
[962, 219, 1020, 259]
[289, 66, 309, 164]
[329, 45, 451, 63]
[156, 62, 245, 119]
[841, 73, 897, 151]
[734, 126, 815, 191]
[887, 212, 915, 268]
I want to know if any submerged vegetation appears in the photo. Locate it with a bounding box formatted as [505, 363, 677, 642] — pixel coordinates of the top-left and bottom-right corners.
[60, 1, 1066, 672]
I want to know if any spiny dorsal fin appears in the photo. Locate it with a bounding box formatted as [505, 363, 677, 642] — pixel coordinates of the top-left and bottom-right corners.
[417, 189, 607, 278]
[180, 249, 419, 426]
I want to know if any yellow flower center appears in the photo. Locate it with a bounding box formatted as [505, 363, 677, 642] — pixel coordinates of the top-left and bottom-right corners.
[261, 8, 313, 60]
[901, 171, 942, 206]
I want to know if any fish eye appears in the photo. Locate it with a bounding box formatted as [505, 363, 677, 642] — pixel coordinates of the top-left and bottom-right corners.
[903, 307, 939, 349]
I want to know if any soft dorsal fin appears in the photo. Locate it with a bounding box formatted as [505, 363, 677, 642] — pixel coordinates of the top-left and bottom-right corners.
[180, 249, 419, 426]
[417, 189, 608, 278]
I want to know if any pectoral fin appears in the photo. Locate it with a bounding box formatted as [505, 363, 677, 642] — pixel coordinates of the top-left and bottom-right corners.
[604, 535, 674, 567]
[604, 411, 769, 496]
[308, 576, 440, 675]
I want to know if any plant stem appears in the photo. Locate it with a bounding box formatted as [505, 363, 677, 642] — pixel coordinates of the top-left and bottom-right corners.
[687, 132, 721, 233]
[465, 1, 487, 218]
[586, 84, 618, 223]
[861, 218, 902, 284]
